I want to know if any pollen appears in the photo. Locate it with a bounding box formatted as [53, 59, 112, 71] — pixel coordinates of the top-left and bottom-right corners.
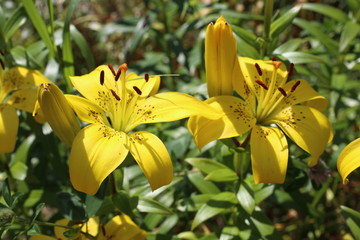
[144, 73, 149, 82]
[278, 87, 287, 97]
[290, 80, 301, 92]
[110, 89, 121, 101]
[255, 79, 269, 90]
[255, 63, 262, 76]
[100, 70, 105, 85]
[133, 86, 142, 95]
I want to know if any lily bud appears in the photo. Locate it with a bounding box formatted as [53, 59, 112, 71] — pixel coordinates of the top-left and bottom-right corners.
[34, 83, 80, 146]
[205, 16, 240, 97]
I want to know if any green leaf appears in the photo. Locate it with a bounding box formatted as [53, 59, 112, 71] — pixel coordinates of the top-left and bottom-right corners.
[70, 25, 95, 70]
[204, 169, 238, 182]
[21, 0, 56, 57]
[3, 6, 26, 40]
[24, 190, 43, 208]
[137, 198, 173, 215]
[341, 205, 360, 240]
[1, 181, 11, 207]
[273, 38, 303, 54]
[27, 224, 41, 236]
[339, 22, 360, 53]
[237, 184, 255, 215]
[270, 5, 301, 39]
[187, 172, 220, 194]
[301, 3, 348, 23]
[232, 25, 259, 49]
[10, 192, 24, 209]
[191, 192, 237, 230]
[31, 203, 45, 224]
[281, 52, 326, 64]
[112, 192, 135, 218]
[9, 162, 28, 181]
[250, 210, 281, 239]
[186, 158, 228, 174]
[63, 227, 81, 238]
[254, 185, 275, 204]
[85, 195, 103, 217]
[220, 226, 241, 240]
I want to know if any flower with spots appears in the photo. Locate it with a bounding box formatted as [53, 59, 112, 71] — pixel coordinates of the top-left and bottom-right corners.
[66, 64, 220, 195]
[188, 57, 333, 183]
[0, 64, 49, 153]
[337, 138, 360, 184]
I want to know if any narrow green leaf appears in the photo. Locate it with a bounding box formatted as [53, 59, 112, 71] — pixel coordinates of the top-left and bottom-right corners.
[273, 38, 303, 54]
[10, 192, 24, 209]
[339, 22, 360, 53]
[112, 192, 135, 218]
[302, 3, 348, 23]
[137, 198, 173, 215]
[281, 52, 326, 64]
[24, 190, 43, 208]
[186, 158, 228, 174]
[31, 203, 45, 224]
[47, 0, 55, 44]
[341, 205, 360, 240]
[237, 184, 255, 215]
[3, 6, 26, 40]
[232, 25, 260, 49]
[250, 210, 281, 239]
[70, 25, 95, 70]
[254, 185, 275, 204]
[270, 5, 301, 39]
[21, 0, 56, 57]
[191, 192, 237, 230]
[204, 169, 238, 182]
[1, 181, 11, 207]
[187, 172, 220, 194]
[220, 226, 241, 240]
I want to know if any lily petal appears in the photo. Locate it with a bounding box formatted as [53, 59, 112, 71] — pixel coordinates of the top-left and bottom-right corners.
[0, 104, 18, 153]
[129, 131, 173, 191]
[188, 96, 256, 149]
[250, 125, 288, 184]
[6, 88, 38, 112]
[69, 124, 129, 195]
[126, 92, 222, 132]
[98, 215, 146, 240]
[337, 138, 360, 184]
[272, 105, 333, 166]
[65, 94, 109, 125]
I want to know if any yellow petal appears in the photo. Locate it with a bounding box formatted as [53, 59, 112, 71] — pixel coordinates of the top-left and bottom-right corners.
[98, 215, 147, 240]
[1, 67, 49, 96]
[6, 88, 38, 113]
[81, 217, 99, 237]
[69, 124, 129, 195]
[337, 138, 360, 184]
[277, 79, 328, 112]
[37, 83, 80, 146]
[126, 92, 221, 132]
[54, 219, 73, 240]
[250, 125, 288, 184]
[272, 106, 333, 166]
[129, 131, 173, 191]
[0, 104, 18, 153]
[32, 100, 47, 124]
[65, 94, 109, 125]
[126, 72, 160, 97]
[188, 96, 256, 149]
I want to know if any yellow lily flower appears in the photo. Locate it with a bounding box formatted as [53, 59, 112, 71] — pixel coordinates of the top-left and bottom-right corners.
[205, 16, 240, 97]
[188, 57, 333, 183]
[67, 64, 220, 195]
[0, 64, 49, 153]
[337, 138, 360, 184]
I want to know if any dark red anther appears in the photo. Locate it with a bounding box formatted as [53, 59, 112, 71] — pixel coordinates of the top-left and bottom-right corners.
[290, 80, 301, 92]
[278, 87, 287, 97]
[115, 69, 121, 81]
[108, 64, 116, 76]
[255, 63, 262, 76]
[271, 56, 276, 61]
[133, 86, 142, 95]
[100, 70, 105, 85]
[110, 89, 121, 101]
[255, 79, 269, 90]
[287, 63, 294, 80]
[144, 73, 149, 82]
[101, 223, 106, 236]
[0, 58, 4, 70]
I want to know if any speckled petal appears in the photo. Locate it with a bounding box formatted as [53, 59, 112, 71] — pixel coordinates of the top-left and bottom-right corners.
[69, 124, 129, 195]
[337, 138, 360, 184]
[272, 105, 333, 166]
[250, 125, 288, 184]
[188, 95, 256, 150]
[129, 131, 173, 191]
[6, 88, 38, 113]
[0, 104, 18, 153]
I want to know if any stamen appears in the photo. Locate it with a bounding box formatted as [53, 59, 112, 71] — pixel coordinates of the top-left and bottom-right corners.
[144, 73, 149, 82]
[100, 70, 105, 85]
[110, 89, 121, 101]
[133, 86, 142, 95]
[101, 224, 106, 236]
[255, 63, 262, 76]
[290, 80, 301, 92]
[107, 64, 116, 76]
[272, 61, 282, 69]
[115, 69, 121, 81]
[278, 87, 287, 97]
[271, 56, 276, 61]
[287, 63, 294, 80]
[119, 63, 128, 72]
[0, 58, 4, 70]
[255, 79, 268, 90]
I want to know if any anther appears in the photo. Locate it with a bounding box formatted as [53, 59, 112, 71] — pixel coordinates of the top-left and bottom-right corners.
[119, 63, 128, 72]
[271, 56, 276, 61]
[290, 80, 301, 92]
[287, 63, 294, 80]
[278, 87, 287, 97]
[272, 61, 282, 69]
[133, 86, 142, 95]
[115, 69, 121, 81]
[255, 63, 262, 76]
[255, 80, 268, 90]
[110, 89, 121, 101]
[101, 224, 106, 236]
[100, 70, 105, 85]
[107, 64, 116, 76]
[0, 58, 4, 70]
[144, 73, 149, 82]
